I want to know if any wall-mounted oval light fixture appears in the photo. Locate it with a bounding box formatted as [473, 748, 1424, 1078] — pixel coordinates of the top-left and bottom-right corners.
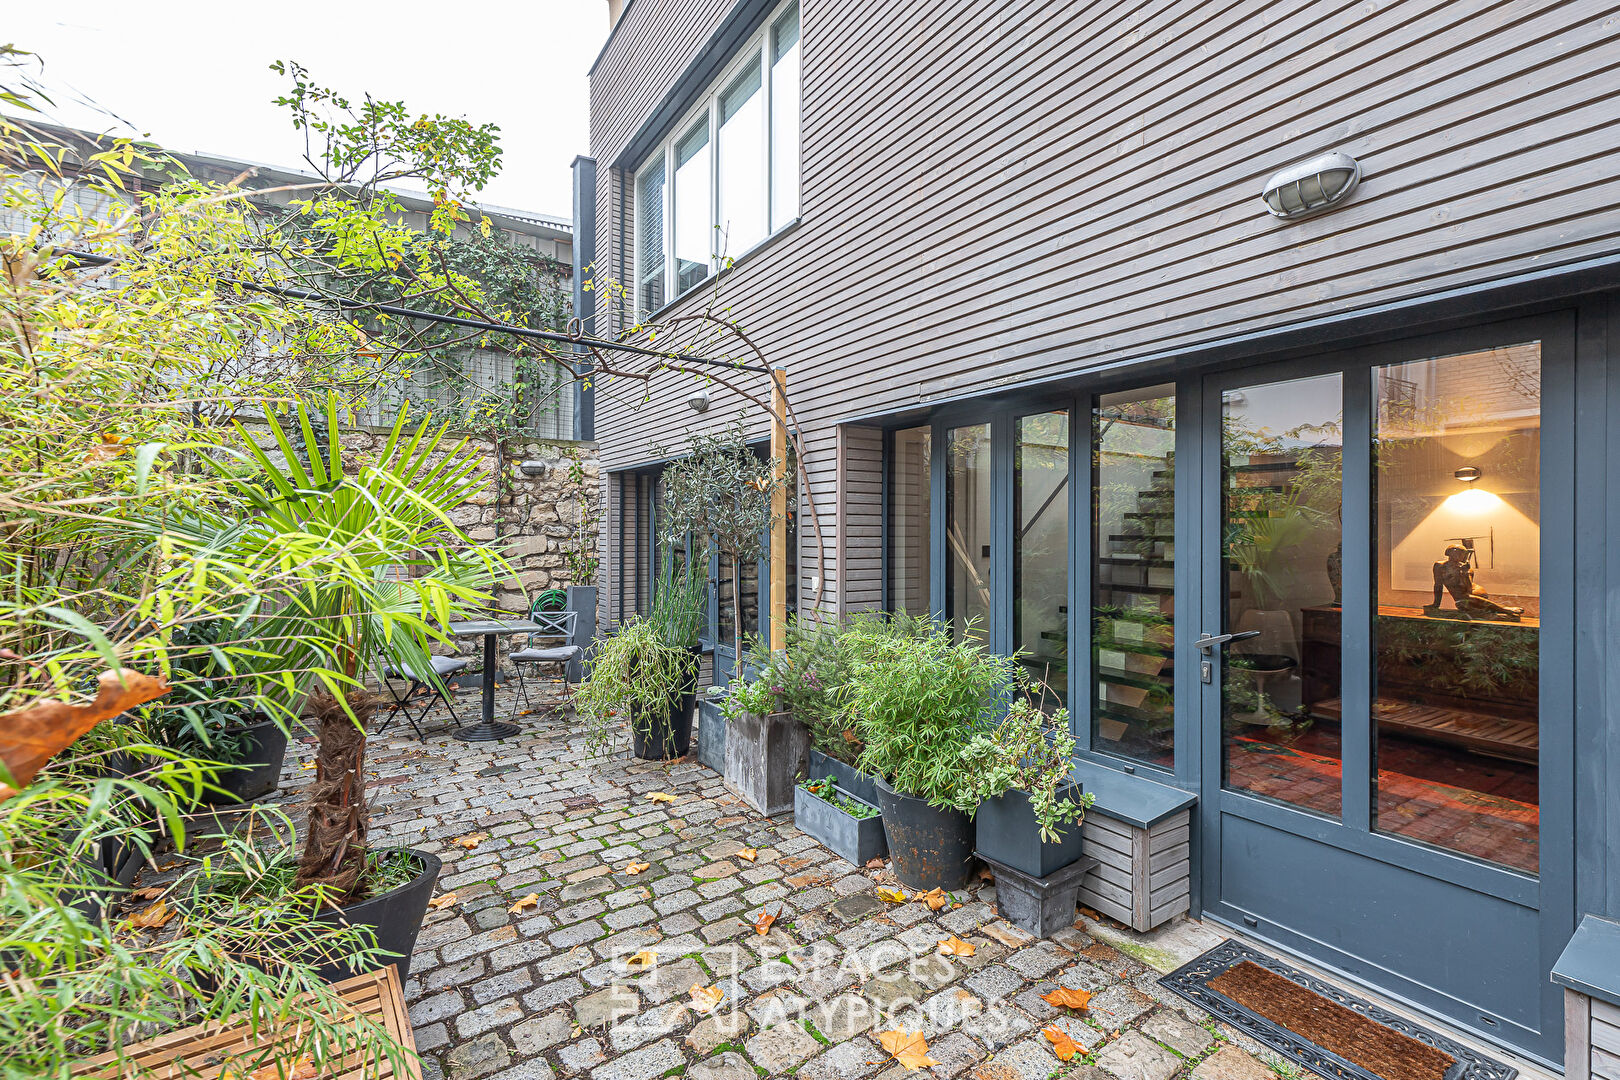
[1454, 465, 1483, 483]
[1262, 151, 1361, 219]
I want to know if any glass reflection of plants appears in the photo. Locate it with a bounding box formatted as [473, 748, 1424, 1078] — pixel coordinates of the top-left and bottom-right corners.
[1014, 412, 1071, 708]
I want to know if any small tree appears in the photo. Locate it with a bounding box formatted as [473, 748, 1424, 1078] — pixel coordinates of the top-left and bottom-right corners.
[657, 421, 784, 665]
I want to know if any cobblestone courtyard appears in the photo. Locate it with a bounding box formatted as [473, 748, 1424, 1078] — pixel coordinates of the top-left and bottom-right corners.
[275, 686, 1296, 1080]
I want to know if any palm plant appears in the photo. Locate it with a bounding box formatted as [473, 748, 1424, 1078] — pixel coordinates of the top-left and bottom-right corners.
[161, 395, 508, 901]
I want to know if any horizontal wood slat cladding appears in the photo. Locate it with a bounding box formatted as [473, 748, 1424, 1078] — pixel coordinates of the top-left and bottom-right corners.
[590, 0, 1618, 612]
[1077, 809, 1191, 931]
[837, 425, 885, 618]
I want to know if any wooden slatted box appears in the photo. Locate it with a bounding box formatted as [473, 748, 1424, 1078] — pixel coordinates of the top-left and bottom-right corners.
[1077, 808, 1191, 932]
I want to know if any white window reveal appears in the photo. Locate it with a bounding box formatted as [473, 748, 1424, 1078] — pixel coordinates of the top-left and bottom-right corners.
[632, 0, 801, 318]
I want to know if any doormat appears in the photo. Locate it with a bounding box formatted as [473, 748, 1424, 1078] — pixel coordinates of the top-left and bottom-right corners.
[1159, 940, 1517, 1080]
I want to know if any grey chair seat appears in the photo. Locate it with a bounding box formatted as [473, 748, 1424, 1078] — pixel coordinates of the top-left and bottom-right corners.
[387, 654, 471, 680]
[511, 646, 582, 663]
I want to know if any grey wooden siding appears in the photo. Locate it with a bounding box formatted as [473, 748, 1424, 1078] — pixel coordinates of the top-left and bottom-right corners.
[836, 425, 884, 618]
[590, 0, 1620, 613]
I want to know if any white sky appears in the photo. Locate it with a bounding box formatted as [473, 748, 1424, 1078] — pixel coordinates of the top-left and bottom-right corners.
[7, 0, 610, 219]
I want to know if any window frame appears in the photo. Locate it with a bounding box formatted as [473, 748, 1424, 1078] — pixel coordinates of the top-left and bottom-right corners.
[632, 0, 801, 321]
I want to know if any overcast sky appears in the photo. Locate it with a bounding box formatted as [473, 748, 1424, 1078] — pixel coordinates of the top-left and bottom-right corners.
[8, 1, 609, 219]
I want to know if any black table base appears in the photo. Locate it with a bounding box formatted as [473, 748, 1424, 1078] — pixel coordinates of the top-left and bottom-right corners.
[453, 720, 522, 742]
[448, 623, 527, 743]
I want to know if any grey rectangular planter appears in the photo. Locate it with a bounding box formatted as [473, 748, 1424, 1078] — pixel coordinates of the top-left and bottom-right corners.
[794, 784, 887, 866]
[724, 710, 809, 816]
[807, 748, 877, 806]
[565, 585, 597, 682]
[696, 697, 728, 774]
[974, 783, 1087, 878]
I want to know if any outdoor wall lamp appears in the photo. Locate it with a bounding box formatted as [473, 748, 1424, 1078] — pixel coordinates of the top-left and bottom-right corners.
[1454, 465, 1483, 483]
[1262, 151, 1361, 219]
[517, 460, 550, 477]
[686, 387, 711, 413]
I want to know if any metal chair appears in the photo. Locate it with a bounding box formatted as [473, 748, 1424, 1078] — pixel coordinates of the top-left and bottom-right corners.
[376, 653, 471, 738]
[509, 609, 582, 715]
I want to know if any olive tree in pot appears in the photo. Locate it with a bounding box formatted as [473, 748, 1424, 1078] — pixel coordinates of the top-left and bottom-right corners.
[164, 396, 507, 979]
[578, 559, 706, 760]
[848, 624, 1024, 891]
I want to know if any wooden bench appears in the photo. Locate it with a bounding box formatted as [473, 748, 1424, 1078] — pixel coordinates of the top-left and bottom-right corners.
[72, 967, 419, 1080]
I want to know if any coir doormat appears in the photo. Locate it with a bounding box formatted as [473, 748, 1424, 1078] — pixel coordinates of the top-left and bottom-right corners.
[1159, 940, 1517, 1080]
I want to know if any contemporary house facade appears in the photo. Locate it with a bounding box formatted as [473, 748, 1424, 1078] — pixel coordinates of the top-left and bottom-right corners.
[578, 0, 1620, 1069]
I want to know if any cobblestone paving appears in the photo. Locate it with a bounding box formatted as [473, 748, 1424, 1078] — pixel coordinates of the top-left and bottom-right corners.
[275, 686, 1293, 1080]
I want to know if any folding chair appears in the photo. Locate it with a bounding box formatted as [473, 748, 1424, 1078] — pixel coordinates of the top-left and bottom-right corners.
[509, 609, 582, 716]
[376, 653, 471, 738]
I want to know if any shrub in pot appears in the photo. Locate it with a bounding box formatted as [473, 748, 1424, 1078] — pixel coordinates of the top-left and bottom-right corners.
[954, 700, 1095, 877]
[720, 658, 808, 815]
[848, 624, 1024, 891]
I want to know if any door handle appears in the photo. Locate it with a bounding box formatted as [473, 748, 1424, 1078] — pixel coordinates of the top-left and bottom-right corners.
[1194, 630, 1261, 654]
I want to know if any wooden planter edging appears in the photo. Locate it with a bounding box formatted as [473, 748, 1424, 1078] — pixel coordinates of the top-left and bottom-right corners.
[71, 966, 419, 1079]
[1077, 808, 1192, 932]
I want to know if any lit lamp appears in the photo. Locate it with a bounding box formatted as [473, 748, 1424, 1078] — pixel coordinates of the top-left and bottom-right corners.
[1445, 464, 1499, 516]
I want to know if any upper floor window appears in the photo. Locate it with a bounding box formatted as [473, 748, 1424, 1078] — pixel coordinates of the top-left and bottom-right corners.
[635, 0, 800, 319]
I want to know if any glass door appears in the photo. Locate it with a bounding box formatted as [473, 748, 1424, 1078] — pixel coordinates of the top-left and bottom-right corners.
[1196, 321, 1571, 1066]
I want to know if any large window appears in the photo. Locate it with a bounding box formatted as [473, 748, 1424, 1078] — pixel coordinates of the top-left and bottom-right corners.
[945, 424, 992, 642]
[889, 426, 932, 618]
[1015, 412, 1070, 710]
[634, 0, 801, 317]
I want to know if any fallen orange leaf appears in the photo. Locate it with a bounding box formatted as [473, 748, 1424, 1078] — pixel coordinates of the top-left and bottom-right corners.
[246, 1054, 319, 1080]
[1041, 986, 1093, 1010]
[875, 887, 907, 904]
[737, 848, 758, 862]
[622, 861, 651, 875]
[689, 984, 725, 1013]
[427, 892, 459, 911]
[0, 668, 170, 796]
[936, 935, 976, 957]
[129, 886, 164, 901]
[645, 792, 678, 804]
[877, 1029, 940, 1071]
[1043, 1026, 1080, 1061]
[507, 893, 540, 914]
[917, 887, 948, 911]
[754, 904, 783, 935]
[625, 950, 658, 970]
[128, 899, 175, 930]
[450, 832, 489, 850]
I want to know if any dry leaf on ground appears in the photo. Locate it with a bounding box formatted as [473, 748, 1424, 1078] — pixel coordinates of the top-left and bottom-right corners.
[507, 893, 540, 914]
[876, 887, 907, 904]
[1043, 1026, 1081, 1061]
[645, 791, 679, 804]
[625, 950, 658, 970]
[427, 892, 459, 911]
[917, 887, 948, 911]
[937, 935, 976, 957]
[129, 886, 164, 900]
[877, 1029, 940, 1071]
[689, 984, 725, 1013]
[451, 832, 489, 850]
[622, 861, 651, 875]
[128, 900, 175, 930]
[753, 904, 783, 935]
[737, 848, 758, 862]
[865, 857, 885, 869]
[1041, 986, 1093, 1010]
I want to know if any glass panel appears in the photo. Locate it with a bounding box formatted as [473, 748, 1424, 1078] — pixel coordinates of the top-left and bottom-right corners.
[889, 426, 931, 617]
[673, 119, 711, 294]
[770, 2, 801, 230]
[1093, 386, 1176, 768]
[718, 552, 761, 652]
[636, 158, 666, 315]
[1015, 411, 1070, 712]
[717, 59, 766, 259]
[946, 423, 992, 643]
[1221, 373, 1344, 815]
[1372, 344, 1540, 874]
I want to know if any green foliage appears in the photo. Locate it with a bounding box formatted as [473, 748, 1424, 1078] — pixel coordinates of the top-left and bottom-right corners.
[575, 617, 699, 759]
[953, 701, 1094, 842]
[720, 662, 782, 719]
[799, 776, 879, 819]
[849, 623, 1026, 807]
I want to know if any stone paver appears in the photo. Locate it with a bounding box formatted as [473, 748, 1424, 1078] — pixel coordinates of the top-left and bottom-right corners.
[252, 682, 1284, 1080]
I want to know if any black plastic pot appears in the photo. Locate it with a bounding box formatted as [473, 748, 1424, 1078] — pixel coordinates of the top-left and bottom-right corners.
[310, 849, 441, 982]
[200, 720, 289, 805]
[875, 775, 974, 891]
[974, 784, 1087, 878]
[631, 693, 696, 760]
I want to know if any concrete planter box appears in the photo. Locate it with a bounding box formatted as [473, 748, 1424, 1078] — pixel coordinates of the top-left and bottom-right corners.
[696, 697, 728, 773]
[974, 784, 1087, 878]
[794, 784, 886, 866]
[724, 710, 809, 816]
[565, 585, 597, 682]
[807, 748, 877, 806]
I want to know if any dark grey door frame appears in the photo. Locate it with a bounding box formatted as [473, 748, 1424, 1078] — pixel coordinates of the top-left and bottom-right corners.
[1194, 313, 1576, 1067]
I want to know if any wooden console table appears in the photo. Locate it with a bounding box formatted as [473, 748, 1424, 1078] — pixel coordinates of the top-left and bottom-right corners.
[1300, 605, 1539, 765]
